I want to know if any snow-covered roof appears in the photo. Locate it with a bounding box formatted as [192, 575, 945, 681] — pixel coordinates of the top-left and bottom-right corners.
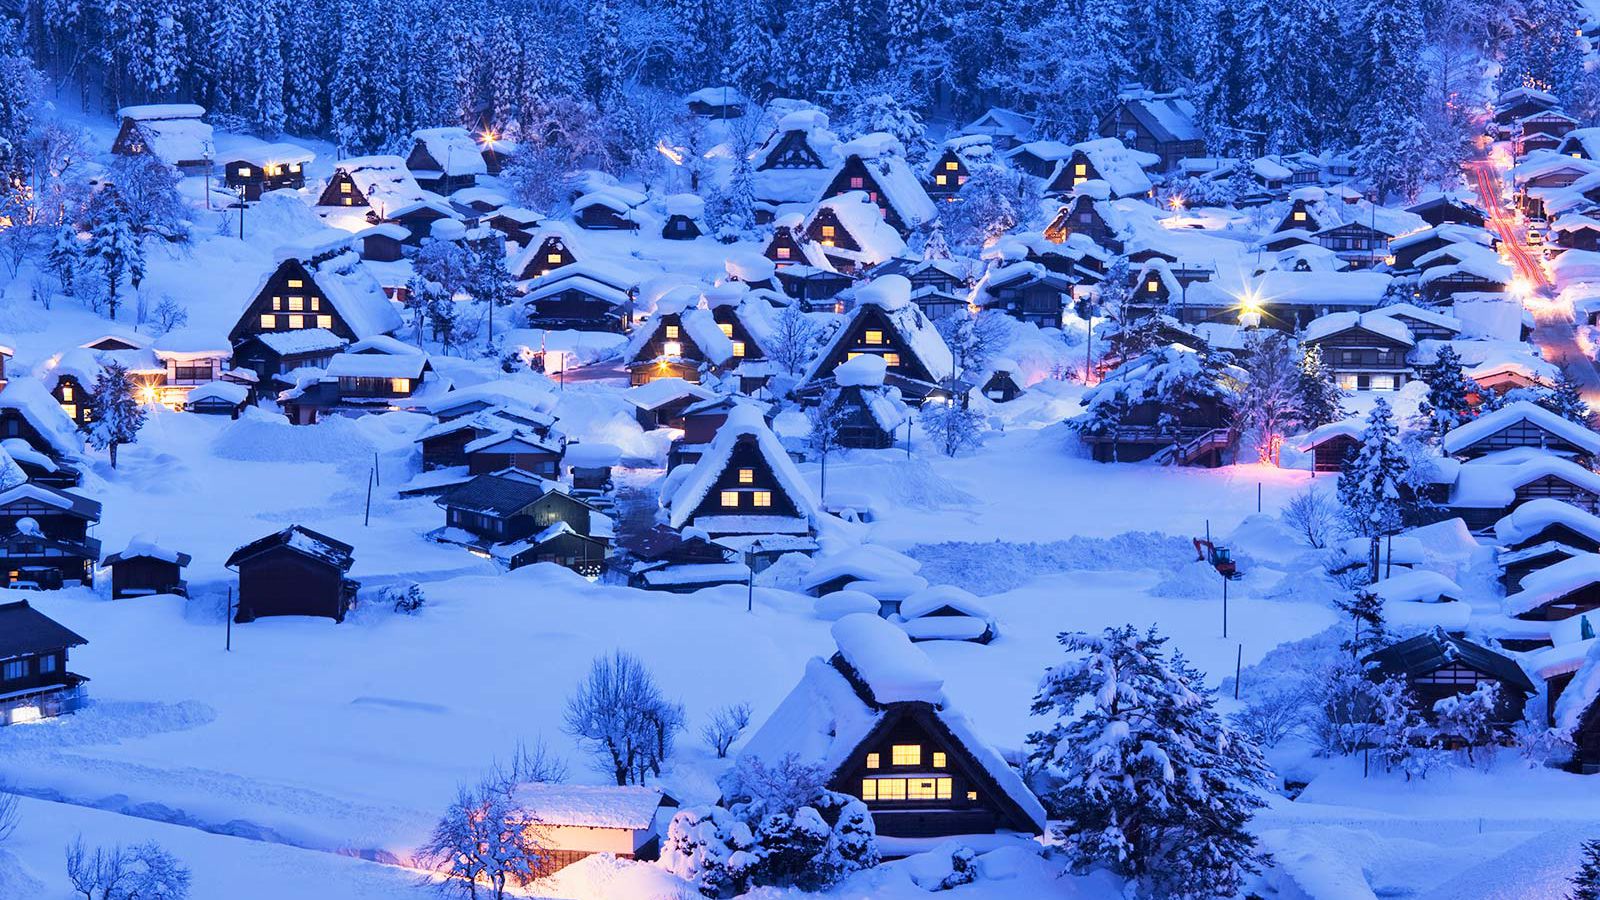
[307, 250, 404, 339]
[833, 139, 937, 229]
[254, 328, 348, 356]
[1505, 552, 1600, 616]
[225, 142, 315, 168]
[324, 350, 428, 380]
[899, 584, 993, 621]
[1295, 419, 1363, 452]
[1494, 497, 1600, 547]
[330, 155, 427, 211]
[803, 275, 953, 385]
[1056, 137, 1158, 198]
[411, 127, 488, 177]
[1554, 640, 1600, 732]
[667, 405, 819, 529]
[1369, 569, 1465, 604]
[119, 105, 213, 165]
[684, 85, 749, 108]
[1301, 311, 1414, 346]
[625, 378, 717, 412]
[119, 103, 205, 121]
[510, 782, 664, 830]
[1187, 270, 1393, 310]
[103, 533, 190, 566]
[808, 191, 908, 265]
[1443, 401, 1600, 457]
[814, 590, 881, 620]
[0, 380, 82, 458]
[186, 380, 250, 405]
[1450, 456, 1600, 508]
[832, 613, 943, 703]
[1367, 303, 1462, 334]
[834, 354, 888, 387]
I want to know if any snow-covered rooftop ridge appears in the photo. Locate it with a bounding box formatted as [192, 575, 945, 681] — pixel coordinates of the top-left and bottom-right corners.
[1443, 401, 1600, 456]
[119, 103, 206, 121]
[109, 533, 186, 564]
[411, 127, 488, 177]
[1505, 552, 1600, 616]
[834, 353, 887, 387]
[1301, 310, 1414, 346]
[1369, 569, 1463, 604]
[509, 782, 664, 830]
[667, 405, 819, 529]
[1494, 497, 1600, 547]
[1451, 456, 1600, 508]
[830, 613, 945, 704]
[898, 584, 992, 620]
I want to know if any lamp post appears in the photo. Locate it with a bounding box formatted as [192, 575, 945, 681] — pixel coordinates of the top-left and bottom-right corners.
[235, 186, 247, 240]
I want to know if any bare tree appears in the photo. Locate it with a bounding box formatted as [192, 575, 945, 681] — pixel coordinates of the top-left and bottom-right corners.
[919, 400, 986, 456]
[0, 785, 17, 844]
[65, 836, 190, 900]
[562, 651, 679, 785]
[935, 308, 1012, 384]
[1282, 488, 1340, 549]
[701, 703, 753, 758]
[767, 303, 817, 377]
[807, 390, 847, 500]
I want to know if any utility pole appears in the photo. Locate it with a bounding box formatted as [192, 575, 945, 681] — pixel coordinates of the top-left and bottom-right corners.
[236, 186, 247, 240]
[1222, 573, 1229, 639]
[364, 467, 374, 526]
[225, 586, 233, 652]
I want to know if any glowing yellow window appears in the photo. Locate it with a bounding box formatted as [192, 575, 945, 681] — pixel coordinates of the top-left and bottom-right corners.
[732, 341, 746, 358]
[288, 296, 305, 311]
[61, 403, 76, 419]
[390, 378, 410, 393]
[237, 166, 252, 177]
[340, 181, 352, 193]
[846, 352, 862, 361]
[966, 791, 977, 801]
[821, 225, 836, 238]
[861, 779, 877, 800]
[932, 752, 947, 768]
[753, 491, 772, 507]
[291, 163, 301, 172]
[288, 314, 305, 329]
[547, 253, 563, 264]
[935, 174, 948, 185]
[665, 324, 680, 339]
[776, 247, 791, 259]
[720, 491, 739, 508]
[878, 779, 906, 800]
[907, 778, 940, 800]
[663, 341, 682, 357]
[866, 753, 880, 769]
[317, 315, 332, 329]
[259, 314, 275, 328]
[1293, 210, 1307, 221]
[1147, 280, 1159, 292]
[738, 468, 754, 484]
[310, 297, 320, 310]
[1074, 163, 1087, 176]
[864, 329, 883, 345]
[60, 385, 73, 401]
[882, 353, 901, 367]
[272, 297, 283, 310]
[343, 198, 353, 206]
[891, 744, 921, 766]
[287, 279, 303, 288]
[945, 161, 959, 171]
[718, 323, 733, 337]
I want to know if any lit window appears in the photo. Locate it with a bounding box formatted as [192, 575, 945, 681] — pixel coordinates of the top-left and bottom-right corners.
[665, 324, 680, 339]
[238, 166, 252, 177]
[343, 198, 353, 206]
[966, 791, 977, 801]
[861, 779, 877, 800]
[259, 314, 275, 329]
[720, 491, 739, 508]
[821, 225, 836, 238]
[891, 744, 921, 766]
[310, 297, 320, 310]
[1074, 163, 1087, 176]
[882, 353, 901, 367]
[732, 341, 746, 358]
[340, 181, 352, 193]
[1147, 280, 1159, 292]
[875, 778, 906, 800]
[60, 385, 73, 402]
[1293, 210, 1307, 222]
[390, 378, 410, 393]
[933, 752, 947, 768]
[288, 314, 305, 329]
[289, 296, 305, 311]
[864, 329, 883, 345]
[663, 341, 682, 357]
[272, 297, 283, 310]
[317, 315, 333, 329]
[776, 247, 791, 259]
[287, 279, 303, 288]
[866, 753, 880, 769]
[738, 468, 754, 484]
[849, 176, 864, 189]
[291, 163, 301, 172]
[547, 253, 563, 264]
[718, 323, 733, 337]
[753, 491, 772, 507]
[945, 161, 959, 171]
[935, 174, 948, 185]
[1073, 177, 1086, 186]
[908, 778, 945, 800]
[61, 403, 76, 420]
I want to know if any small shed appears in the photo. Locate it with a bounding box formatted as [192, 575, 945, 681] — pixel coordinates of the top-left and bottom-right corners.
[895, 585, 998, 644]
[225, 525, 359, 623]
[102, 535, 191, 599]
[510, 783, 677, 872]
[184, 380, 250, 417]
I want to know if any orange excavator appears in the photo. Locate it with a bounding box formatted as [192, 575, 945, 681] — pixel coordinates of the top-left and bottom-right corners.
[1193, 538, 1240, 579]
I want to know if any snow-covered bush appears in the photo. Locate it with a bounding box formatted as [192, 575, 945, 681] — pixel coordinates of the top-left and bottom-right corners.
[660, 805, 757, 897]
[1433, 681, 1501, 765]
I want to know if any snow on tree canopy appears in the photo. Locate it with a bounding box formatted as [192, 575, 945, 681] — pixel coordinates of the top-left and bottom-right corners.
[834, 354, 888, 387]
[0, 445, 27, 493]
[1494, 498, 1600, 547]
[830, 613, 944, 703]
[1443, 401, 1600, 457]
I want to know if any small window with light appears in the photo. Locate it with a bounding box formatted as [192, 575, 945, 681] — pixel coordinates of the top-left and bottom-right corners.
[753, 491, 772, 507]
[864, 330, 883, 345]
[933, 752, 947, 768]
[738, 468, 754, 484]
[665, 324, 680, 339]
[891, 744, 921, 766]
[720, 491, 739, 508]
[866, 753, 880, 769]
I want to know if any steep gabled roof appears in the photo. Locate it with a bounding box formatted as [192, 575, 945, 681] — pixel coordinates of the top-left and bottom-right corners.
[1363, 627, 1535, 694]
[666, 405, 818, 529]
[0, 600, 87, 659]
[225, 525, 355, 572]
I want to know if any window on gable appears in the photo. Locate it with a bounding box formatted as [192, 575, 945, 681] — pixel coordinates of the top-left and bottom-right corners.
[866, 753, 880, 769]
[665, 324, 680, 340]
[738, 468, 754, 484]
[720, 491, 739, 508]
[932, 752, 947, 768]
[317, 315, 333, 329]
[288, 315, 305, 329]
[945, 161, 959, 171]
[753, 491, 772, 507]
[891, 744, 921, 766]
[864, 330, 884, 345]
[259, 314, 275, 329]
[849, 176, 864, 189]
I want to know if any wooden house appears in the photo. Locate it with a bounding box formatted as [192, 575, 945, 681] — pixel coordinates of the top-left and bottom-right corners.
[922, 135, 991, 199]
[1004, 140, 1073, 179]
[357, 224, 407, 262]
[1448, 456, 1600, 530]
[487, 206, 541, 247]
[624, 292, 734, 386]
[465, 430, 564, 478]
[222, 144, 314, 201]
[1517, 110, 1579, 154]
[1553, 650, 1600, 773]
[405, 127, 486, 194]
[226, 526, 358, 623]
[511, 223, 585, 281]
[1096, 90, 1204, 172]
[685, 86, 747, 118]
[2, 438, 81, 488]
[1043, 138, 1158, 199]
[1296, 421, 1361, 473]
[1494, 499, 1600, 591]
[758, 110, 839, 171]
[763, 222, 816, 269]
[111, 104, 213, 174]
[895, 585, 997, 644]
[523, 265, 635, 333]
[1495, 86, 1562, 127]
[662, 405, 820, 541]
[1554, 216, 1600, 252]
[0, 600, 88, 726]
[958, 107, 1035, 151]
[433, 471, 611, 575]
[1442, 401, 1600, 462]
[509, 784, 674, 873]
[563, 442, 621, 499]
[573, 189, 644, 231]
[979, 263, 1070, 328]
[228, 239, 402, 349]
[1274, 196, 1326, 234]
[102, 536, 190, 599]
[819, 135, 938, 236]
[803, 192, 908, 274]
[0, 380, 84, 462]
[1300, 311, 1415, 392]
[42, 348, 100, 427]
[0, 483, 101, 588]
[315, 155, 426, 212]
[667, 396, 762, 467]
[627, 528, 746, 592]
[1503, 552, 1600, 622]
[978, 363, 1024, 403]
[231, 329, 347, 385]
[1407, 195, 1486, 229]
[182, 381, 249, 417]
[413, 406, 557, 471]
[1367, 304, 1462, 342]
[1043, 194, 1123, 254]
[1074, 346, 1235, 465]
[799, 276, 953, 404]
[822, 356, 910, 449]
[661, 195, 706, 240]
[625, 378, 719, 431]
[1364, 628, 1535, 725]
[1313, 222, 1394, 269]
[776, 265, 855, 310]
[733, 615, 1046, 840]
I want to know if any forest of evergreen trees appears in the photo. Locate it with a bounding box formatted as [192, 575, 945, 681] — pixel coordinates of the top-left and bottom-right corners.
[1, 0, 1598, 188]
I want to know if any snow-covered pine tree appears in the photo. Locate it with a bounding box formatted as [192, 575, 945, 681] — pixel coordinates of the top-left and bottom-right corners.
[84, 362, 147, 468]
[1569, 838, 1600, 900]
[582, 0, 623, 108]
[46, 224, 81, 296]
[248, 6, 287, 135]
[126, 0, 186, 97]
[921, 219, 952, 260]
[1336, 398, 1411, 575]
[1335, 589, 1387, 656]
[1234, 330, 1301, 464]
[1097, 255, 1131, 319]
[1296, 344, 1348, 429]
[1540, 370, 1591, 425]
[282, 0, 328, 133]
[87, 209, 140, 320]
[1415, 344, 1475, 436]
[1027, 625, 1272, 899]
[1498, 0, 1584, 104]
[1350, 0, 1427, 200]
[1192, 0, 1252, 151]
